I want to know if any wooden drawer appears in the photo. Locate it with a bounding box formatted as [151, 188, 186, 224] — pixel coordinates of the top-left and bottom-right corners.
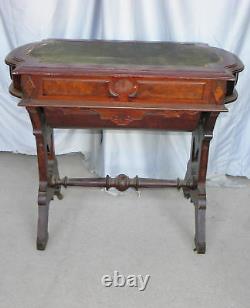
[44, 106, 201, 131]
[39, 77, 210, 104]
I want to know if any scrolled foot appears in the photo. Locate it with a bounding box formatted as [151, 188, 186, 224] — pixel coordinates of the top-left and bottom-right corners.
[37, 232, 49, 250]
[183, 188, 191, 199]
[55, 191, 63, 200]
[194, 238, 206, 254]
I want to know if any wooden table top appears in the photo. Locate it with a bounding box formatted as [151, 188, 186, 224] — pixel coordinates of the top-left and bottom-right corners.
[5, 39, 244, 118]
[6, 39, 243, 78]
[29, 40, 220, 66]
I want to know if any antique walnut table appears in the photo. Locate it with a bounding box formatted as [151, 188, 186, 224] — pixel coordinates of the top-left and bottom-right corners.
[5, 39, 243, 253]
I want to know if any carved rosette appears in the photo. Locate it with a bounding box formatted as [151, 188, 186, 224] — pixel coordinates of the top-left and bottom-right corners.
[96, 109, 146, 126]
[110, 114, 133, 126]
[108, 78, 138, 100]
[92, 109, 198, 127]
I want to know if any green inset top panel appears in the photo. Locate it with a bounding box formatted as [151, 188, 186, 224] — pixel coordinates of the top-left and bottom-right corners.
[29, 40, 221, 67]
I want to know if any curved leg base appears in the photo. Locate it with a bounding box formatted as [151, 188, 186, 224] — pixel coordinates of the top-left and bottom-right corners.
[194, 238, 206, 254]
[183, 187, 191, 199]
[55, 191, 63, 200]
[37, 203, 49, 251]
[193, 195, 206, 254]
[37, 232, 49, 250]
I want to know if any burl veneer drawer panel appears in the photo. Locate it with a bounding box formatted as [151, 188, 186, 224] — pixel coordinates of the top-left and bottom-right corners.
[42, 78, 108, 97]
[136, 80, 206, 101]
[44, 107, 201, 131]
[41, 77, 208, 104]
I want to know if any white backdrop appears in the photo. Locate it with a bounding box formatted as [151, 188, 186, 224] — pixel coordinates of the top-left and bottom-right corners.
[0, 0, 250, 179]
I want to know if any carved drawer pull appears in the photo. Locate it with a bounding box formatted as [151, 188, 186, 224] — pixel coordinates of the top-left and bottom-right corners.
[108, 78, 138, 99]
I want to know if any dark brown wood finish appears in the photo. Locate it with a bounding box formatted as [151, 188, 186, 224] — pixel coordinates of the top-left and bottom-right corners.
[6, 39, 243, 253]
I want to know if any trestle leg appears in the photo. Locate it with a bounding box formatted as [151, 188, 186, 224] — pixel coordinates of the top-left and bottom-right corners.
[27, 107, 61, 250]
[183, 113, 218, 253]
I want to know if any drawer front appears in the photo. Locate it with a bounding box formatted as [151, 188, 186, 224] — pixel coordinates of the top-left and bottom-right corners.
[136, 80, 206, 101]
[37, 76, 211, 104]
[44, 107, 201, 131]
[42, 78, 108, 97]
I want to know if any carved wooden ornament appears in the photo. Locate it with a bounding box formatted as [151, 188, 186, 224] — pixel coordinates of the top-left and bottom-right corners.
[108, 78, 138, 100]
